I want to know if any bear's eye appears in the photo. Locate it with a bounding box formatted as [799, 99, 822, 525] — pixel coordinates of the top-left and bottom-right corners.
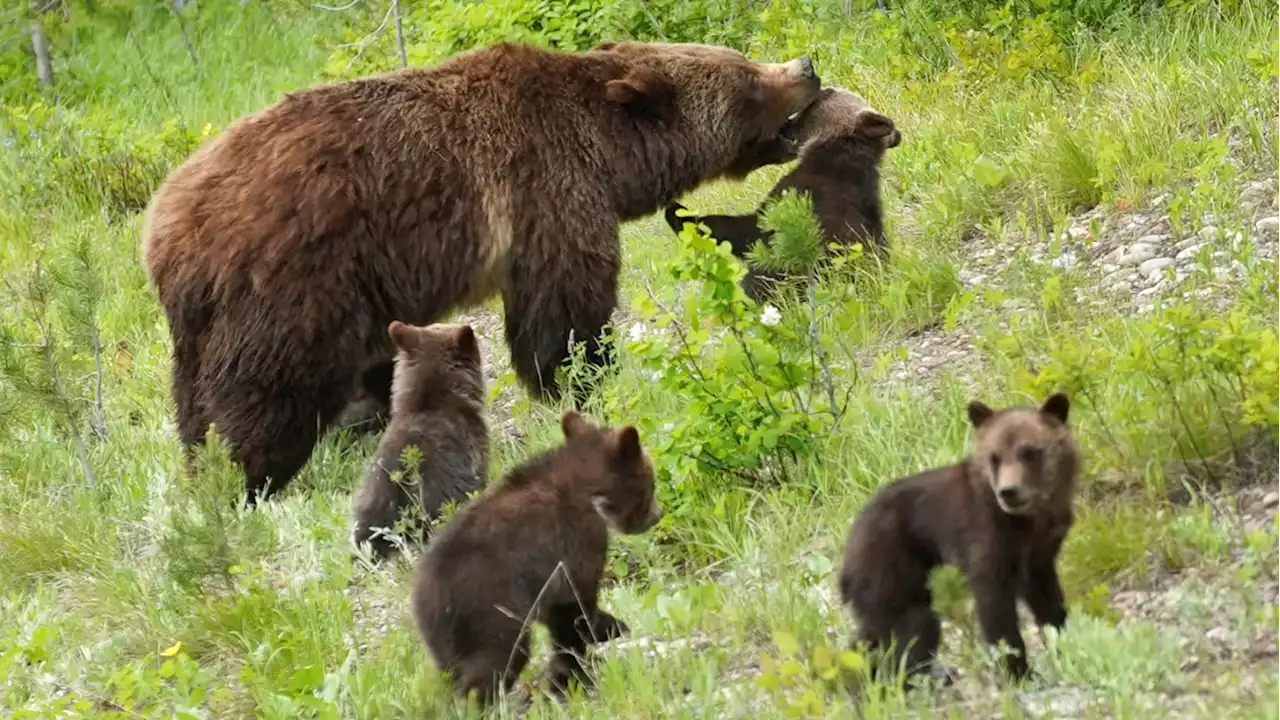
[1017, 446, 1043, 465]
[990, 454, 1002, 473]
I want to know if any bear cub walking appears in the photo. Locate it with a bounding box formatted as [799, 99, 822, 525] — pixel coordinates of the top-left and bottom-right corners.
[839, 392, 1079, 685]
[665, 87, 902, 302]
[412, 410, 662, 705]
[351, 321, 488, 560]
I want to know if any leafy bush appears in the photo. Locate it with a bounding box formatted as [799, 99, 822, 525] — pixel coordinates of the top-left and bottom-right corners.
[622, 199, 845, 521]
[0, 103, 203, 219]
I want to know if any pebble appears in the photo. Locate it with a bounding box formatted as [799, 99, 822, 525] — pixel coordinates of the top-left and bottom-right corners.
[1139, 257, 1175, 277]
[1051, 252, 1079, 269]
[1198, 225, 1219, 242]
[1263, 491, 1278, 508]
[1255, 216, 1279, 239]
[1120, 242, 1158, 265]
[1175, 236, 1203, 252]
[1176, 243, 1206, 262]
[1137, 233, 1170, 246]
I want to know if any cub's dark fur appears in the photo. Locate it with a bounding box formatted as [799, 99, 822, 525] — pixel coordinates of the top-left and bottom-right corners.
[838, 392, 1079, 685]
[412, 410, 662, 705]
[351, 321, 488, 560]
[665, 87, 901, 301]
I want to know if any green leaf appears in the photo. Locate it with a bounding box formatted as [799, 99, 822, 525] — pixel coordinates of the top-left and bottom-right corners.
[772, 630, 801, 658]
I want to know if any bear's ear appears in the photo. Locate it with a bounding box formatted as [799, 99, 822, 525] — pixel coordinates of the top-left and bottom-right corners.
[388, 321, 421, 352]
[853, 108, 895, 139]
[561, 410, 591, 439]
[1040, 392, 1070, 424]
[606, 68, 675, 120]
[451, 324, 480, 362]
[967, 400, 994, 429]
[612, 425, 642, 462]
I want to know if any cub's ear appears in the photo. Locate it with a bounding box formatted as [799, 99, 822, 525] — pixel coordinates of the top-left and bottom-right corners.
[561, 410, 592, 439]
[1040, 392, 1070, 424]
[451, 324, 480, 362]
[664, 203, 693, 234]
[853, 108, 895, 139]
[388, 321, 422, 352]
[612, 425, 642, 462]
[967, 400, 994, 429]
[606, 68, 675, 120]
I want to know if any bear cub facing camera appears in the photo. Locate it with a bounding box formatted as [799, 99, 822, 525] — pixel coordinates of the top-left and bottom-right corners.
[351, 321, 488, 561]
[838, 392, 1079, 686]
[412, 410, 661, 705]
[665, 87, 901, 302]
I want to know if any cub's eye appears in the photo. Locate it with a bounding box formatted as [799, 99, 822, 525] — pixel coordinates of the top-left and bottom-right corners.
[990, 455, 1002, 473]
[1018, 446, 1043, 465]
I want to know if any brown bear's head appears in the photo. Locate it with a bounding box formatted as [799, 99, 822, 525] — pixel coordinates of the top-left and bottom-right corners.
[967, 392, 1079, 517]
[386, 321, 485, 415]
[559, 409, 662, 535]
[780, 87, 902, 159]
[591, 41, 823, 178]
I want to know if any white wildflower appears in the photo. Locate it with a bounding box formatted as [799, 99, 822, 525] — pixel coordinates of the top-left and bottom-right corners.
[627, 323, 648, 342]
[759, 305, 782, 327]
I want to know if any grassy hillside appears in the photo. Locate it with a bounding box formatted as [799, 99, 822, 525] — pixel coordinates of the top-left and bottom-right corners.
[1, 1, 1277, 717]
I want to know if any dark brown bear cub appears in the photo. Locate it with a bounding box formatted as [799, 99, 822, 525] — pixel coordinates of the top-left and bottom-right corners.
[412, 410, 661, 705]
[351, 321, 488, 560]
[838, 392, 1079, 686]
[665, 87, 901, 302]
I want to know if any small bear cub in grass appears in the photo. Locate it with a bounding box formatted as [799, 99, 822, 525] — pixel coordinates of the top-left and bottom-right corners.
[351, 321, 488, 560]
[664, 87, 901, 302]
[412, 410, 662, 705]
[839, 392, 1079, 685]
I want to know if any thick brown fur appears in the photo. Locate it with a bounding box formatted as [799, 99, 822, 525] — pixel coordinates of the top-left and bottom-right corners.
[838, 392, 1078, 686]
[664, 88, 901, 302]
[142, 41, 822, 504]
[411, 410, 661, 705]
[351, 321, 489, 561]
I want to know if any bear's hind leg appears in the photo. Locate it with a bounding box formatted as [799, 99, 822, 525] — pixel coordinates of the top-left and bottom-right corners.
[503, 239, 620, 406]
[214, 377, 350, 506]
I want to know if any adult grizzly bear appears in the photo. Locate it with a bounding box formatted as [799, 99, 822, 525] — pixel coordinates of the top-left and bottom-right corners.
[413, 410, 660, 705]
[665, 87, 900, 301]
[142, 41, 822, 504]
[838, 392, 1078, 687]
[351, 321, 489, 561]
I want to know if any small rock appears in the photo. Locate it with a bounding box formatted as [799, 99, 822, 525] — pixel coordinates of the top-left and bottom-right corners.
[1255, 216, 1279, 239]
[1175, 236, 1203, 252]
[1152, 193, 1169, 207]
[1067, 225, 1090, 241]
[1206, 626, 1231, 643]
[1176, 243, 1206, 262]
[1121, 243, 1159, 265]
[1137, 233, 1170, 246]
[1138, 284, 1162, 297]
[1263, 491, 1278, 508]
[1198, 225, 1219, 242]
[1139, 257, 1175, 277]
[1240, 180, 1277, 208]
[1051, 252, 1079, 269]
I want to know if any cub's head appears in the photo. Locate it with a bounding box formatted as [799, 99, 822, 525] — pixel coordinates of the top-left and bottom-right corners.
[386, 321, 485, 413]
[590, 41, 822, 180]
[967, 392, 1079, 516]
[560, 410, 662, 534]
[780, 87, 902, 160]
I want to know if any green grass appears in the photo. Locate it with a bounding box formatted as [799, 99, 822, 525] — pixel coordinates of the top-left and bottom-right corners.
[1, 0, 1278, 717]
